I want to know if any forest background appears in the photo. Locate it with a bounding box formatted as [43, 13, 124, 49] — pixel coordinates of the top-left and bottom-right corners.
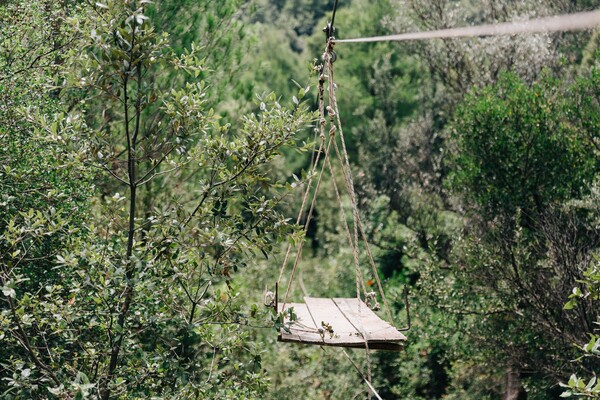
[1, 0, 599, 399]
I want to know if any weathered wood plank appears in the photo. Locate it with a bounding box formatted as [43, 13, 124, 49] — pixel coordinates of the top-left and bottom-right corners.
[278, 302, 322, 343]
[278, 300, 363, 346]
[304, 297, 366, 345]
[332, 298, 407, 342]
[277, 297, 406, 351]
[278, 335, 405, 351]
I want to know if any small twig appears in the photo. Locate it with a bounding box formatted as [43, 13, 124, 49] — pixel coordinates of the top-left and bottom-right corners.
[136, 165, 179, 186]
[206, 347, 217, 384]
[85, 162, 129, 186]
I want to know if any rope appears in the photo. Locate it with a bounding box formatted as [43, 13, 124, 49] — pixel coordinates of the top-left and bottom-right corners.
[326, 64, 367, 310]
[278, 37, 396, 320]
[277, 65, 328, 289]
[324, 40, 384, 397]
[341, 349, 382, 400]
[326, 41, 394, 325]
[276, 133, 324, 286]
[277, 35, 389, 399]
[330, 0, 339, 30]
[279, 58, 337, 308]
[282, 135, 332, 308]
[335, 9, 600, 43]
[321, 59, 367, 303]
[325, 145, 368, 301]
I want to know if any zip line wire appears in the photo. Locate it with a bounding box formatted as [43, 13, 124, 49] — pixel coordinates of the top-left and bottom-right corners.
[334, 9, 600, 44]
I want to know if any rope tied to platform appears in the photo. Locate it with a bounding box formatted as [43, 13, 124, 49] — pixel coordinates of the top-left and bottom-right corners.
[277, 38, 394, 323]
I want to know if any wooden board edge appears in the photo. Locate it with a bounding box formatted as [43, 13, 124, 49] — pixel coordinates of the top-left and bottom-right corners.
[278, 334, 405, 352]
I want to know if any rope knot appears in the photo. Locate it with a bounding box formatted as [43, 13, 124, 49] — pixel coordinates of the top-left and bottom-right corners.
[329, 125, 337, 137]
[366, 291, 381, 311]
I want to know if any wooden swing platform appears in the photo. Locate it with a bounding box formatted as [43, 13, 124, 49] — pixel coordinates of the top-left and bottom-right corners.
[278, 297, 407, 351]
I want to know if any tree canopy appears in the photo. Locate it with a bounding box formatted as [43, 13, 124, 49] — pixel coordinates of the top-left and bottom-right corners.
[1, 0, 599, 398]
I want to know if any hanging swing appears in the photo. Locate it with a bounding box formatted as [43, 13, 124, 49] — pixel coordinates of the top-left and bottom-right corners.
[271, 0, 600, 360]
[273, 29, 409, 352]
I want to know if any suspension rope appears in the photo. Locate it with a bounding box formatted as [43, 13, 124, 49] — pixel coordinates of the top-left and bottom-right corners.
[276, 143, 323, 285]
[281, 134, 332, 308]
[326, 41, 394, 324]
[324, 39, 390, 394]
[325, 142, 368, 302]
[278, 36, 397, 321]
[276, 131, 324, 286]
[335, 9, 600, 44]
[330, 0, 339, 30]
[279, 54, 342, 309]
[321, 59, 366, 303]
[341, 349, 381, 400]
[275, 9, 395, 395]
[277, 64, 329, 289]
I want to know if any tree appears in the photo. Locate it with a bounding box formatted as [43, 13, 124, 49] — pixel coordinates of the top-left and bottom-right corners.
[451, 71, 598, 219]
[146, 0, 253, 115]
[446, 68, 600, 397]
[1, 2, 93, 396]
[1, 1, 313, 398]
[339, 2, 600, 397]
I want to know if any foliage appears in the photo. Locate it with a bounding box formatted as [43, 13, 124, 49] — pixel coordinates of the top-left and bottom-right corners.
[451, 71, 598, 218]
[1, 0, 314, 398]
[252, 0, 336, 37]
[1, 1, 94, 398]
[561, 256, 600, 398]
[388, 0, 577, 109]
[146, 0, 252, 115]
[3, 0, 600, 398]
[446, 67, 600, 396]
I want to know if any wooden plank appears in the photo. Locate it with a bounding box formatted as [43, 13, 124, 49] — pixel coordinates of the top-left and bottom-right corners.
[303, 297, 366, 346]
[277, 335, 405, 351]
[277, 297, 406, 351]
[278, 299, 365, 346]
[332, 298, 407, 343]
[278, 302, 324, 344]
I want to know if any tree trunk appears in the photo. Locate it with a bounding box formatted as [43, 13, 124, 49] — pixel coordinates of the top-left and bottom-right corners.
[503, 367, 525, 400]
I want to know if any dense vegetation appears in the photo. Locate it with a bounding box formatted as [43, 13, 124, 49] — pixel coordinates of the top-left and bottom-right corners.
[1, 0, 598, 398]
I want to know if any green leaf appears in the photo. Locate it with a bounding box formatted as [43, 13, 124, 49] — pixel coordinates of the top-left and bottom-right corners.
[2, 286, 16, 298]
[563, 300, 576, 310]
[585, 376, 596, 390]
[568, 374, 578, 387]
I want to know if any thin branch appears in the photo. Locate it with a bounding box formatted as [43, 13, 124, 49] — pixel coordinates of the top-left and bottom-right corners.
[84, 161, 129, 185]
[101, 20, 139, 400]
[205, 347, 217, 384]
[6, 295, 63, 388]
[135, 146, 178, 186]
[0, 34, 78, 81]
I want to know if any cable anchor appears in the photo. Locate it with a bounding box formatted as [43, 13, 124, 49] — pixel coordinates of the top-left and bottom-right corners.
[323, 23, 337, 63]
[323, 0, 339, 63]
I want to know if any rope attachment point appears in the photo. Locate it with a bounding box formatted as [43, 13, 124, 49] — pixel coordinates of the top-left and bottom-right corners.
[323, 0, 339, 42]
[323, 0, 338, 64]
